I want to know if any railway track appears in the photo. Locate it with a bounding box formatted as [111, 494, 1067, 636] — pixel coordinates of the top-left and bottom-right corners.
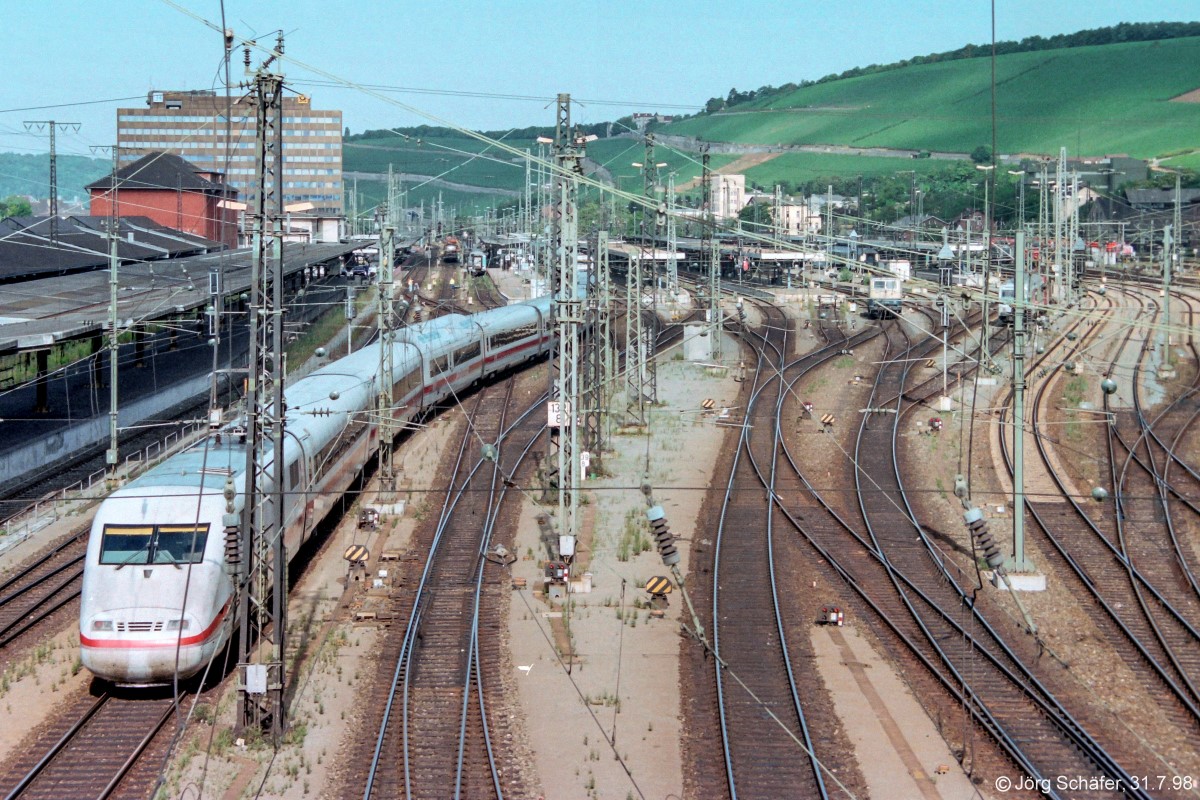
[860, 313, 1141, 795]
[0, 689, 187, 800]
[730, 300, 1154, 797]
[0, 532, 86, 657]
[677, 300, 883, 799]
[354, 374, 539, 800]
[1007, 289, 1200, 737]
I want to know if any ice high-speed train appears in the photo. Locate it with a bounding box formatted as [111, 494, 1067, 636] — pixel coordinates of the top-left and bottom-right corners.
[80, 291, 554, 684]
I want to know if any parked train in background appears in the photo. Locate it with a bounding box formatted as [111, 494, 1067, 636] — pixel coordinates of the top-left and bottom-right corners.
[79, 293, 556, 684]
[866, 272, 904, 317]
[442, 236, 461, 263]
[468, 249, 487, 277]
[997, 272, 1046, 326]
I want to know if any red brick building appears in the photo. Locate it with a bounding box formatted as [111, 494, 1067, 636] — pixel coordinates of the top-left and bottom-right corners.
[87, 152, 239, 247]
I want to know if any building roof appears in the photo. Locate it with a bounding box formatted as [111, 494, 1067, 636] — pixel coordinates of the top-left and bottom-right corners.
[0, 215, 223, 283]
[894, 214, 947, 228]
[85, 151, 237, 196]
[1124, 188, 1200, 206]
[0, 240, 373, 354]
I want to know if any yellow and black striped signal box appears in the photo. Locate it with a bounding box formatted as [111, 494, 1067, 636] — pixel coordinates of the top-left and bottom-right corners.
[820, 413, 836, 427]
[645, 576, 673, 596]
[344, 544, 370, 563]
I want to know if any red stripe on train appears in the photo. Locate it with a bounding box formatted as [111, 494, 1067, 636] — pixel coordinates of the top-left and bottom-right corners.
[80, 599, 230, 649]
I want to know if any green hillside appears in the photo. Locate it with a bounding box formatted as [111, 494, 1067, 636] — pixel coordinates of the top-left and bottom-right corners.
[344, 132, 529, 193]
[342, 130, 739, 213]
[0, 153, 108, 201]
[665, 37, 1200, 160]
[583, 138, 737, 192]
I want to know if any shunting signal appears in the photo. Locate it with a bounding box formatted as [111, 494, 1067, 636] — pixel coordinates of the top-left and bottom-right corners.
[701, 398, 715, 410]
[644, 576, 673, 596]
[820, 413, 836, 427]
[343, 544, 369, 563]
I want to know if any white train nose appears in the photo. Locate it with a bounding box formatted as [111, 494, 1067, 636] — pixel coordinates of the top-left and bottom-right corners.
[81, 643, 206, 685]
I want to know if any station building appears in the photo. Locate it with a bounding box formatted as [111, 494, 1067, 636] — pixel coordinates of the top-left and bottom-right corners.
[86, 152, 239, 247]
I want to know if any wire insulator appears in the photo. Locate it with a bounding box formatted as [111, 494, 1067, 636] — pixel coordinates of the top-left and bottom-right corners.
[646, 505, 679, 566]
[224, 524, 241, 566]
[964, 507, 1004, 570]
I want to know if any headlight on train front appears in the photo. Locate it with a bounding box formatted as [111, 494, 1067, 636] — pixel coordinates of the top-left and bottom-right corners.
[92, 620, 114, 631]
[166, 619, 190, 631]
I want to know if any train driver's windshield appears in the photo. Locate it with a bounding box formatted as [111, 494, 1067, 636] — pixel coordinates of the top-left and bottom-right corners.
[99, 524, 208, 566]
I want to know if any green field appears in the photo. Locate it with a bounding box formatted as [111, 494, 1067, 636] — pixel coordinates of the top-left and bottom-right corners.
[342, 35, 1200, 222]
[665, 37, 1200, 160]
[346, 179, 514, 220]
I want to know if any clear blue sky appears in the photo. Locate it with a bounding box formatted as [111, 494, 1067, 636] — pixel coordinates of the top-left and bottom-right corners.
[3, 0, 1199, 158]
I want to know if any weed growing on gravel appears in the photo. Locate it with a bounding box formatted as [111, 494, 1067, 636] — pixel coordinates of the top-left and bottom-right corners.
[616, 509, 650, 562]
[210, 727, 234, 756]
[1063, 375, 1088, 405]
[193, 702, 215, 724]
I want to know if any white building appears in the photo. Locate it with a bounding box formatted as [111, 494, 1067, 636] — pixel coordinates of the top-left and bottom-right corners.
[708, 174, 747, 220]
[776, 201, 823, 236]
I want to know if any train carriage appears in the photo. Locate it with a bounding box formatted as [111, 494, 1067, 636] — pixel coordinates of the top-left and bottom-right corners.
[997, 272, 1046, 326]
[475, 300, 550, 377]
[467, 249, 487, 276]
[80, 291, 557, 685]
[866, 275, 903, 318]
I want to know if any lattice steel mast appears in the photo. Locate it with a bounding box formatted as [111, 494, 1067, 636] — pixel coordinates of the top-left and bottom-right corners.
[625, 134, 661, 425]
[24, 120, 79, 243]
[699, 146, 722, 361]
[237, 34, 288, 739]
[377, 219, 397, 496]
[582, 229, 611, 466]
[548, 93, 585, 552]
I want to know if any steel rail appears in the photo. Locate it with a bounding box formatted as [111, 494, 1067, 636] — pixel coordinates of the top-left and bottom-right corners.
[1002, 291, 1200, 725]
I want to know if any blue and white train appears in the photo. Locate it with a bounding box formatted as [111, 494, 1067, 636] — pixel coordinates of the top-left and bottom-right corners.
[80, 293, 554, 684]
[997, 272, 1045, 326]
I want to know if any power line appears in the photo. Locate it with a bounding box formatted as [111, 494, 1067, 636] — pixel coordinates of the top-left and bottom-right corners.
[293, 78, 702, 111]
[0, 95, 144, 115]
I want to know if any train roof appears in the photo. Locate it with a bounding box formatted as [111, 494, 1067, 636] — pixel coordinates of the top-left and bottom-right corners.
[395, 313, 474, 352]
[471, 300, 546, 333]
[120, 437, 249, 494]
